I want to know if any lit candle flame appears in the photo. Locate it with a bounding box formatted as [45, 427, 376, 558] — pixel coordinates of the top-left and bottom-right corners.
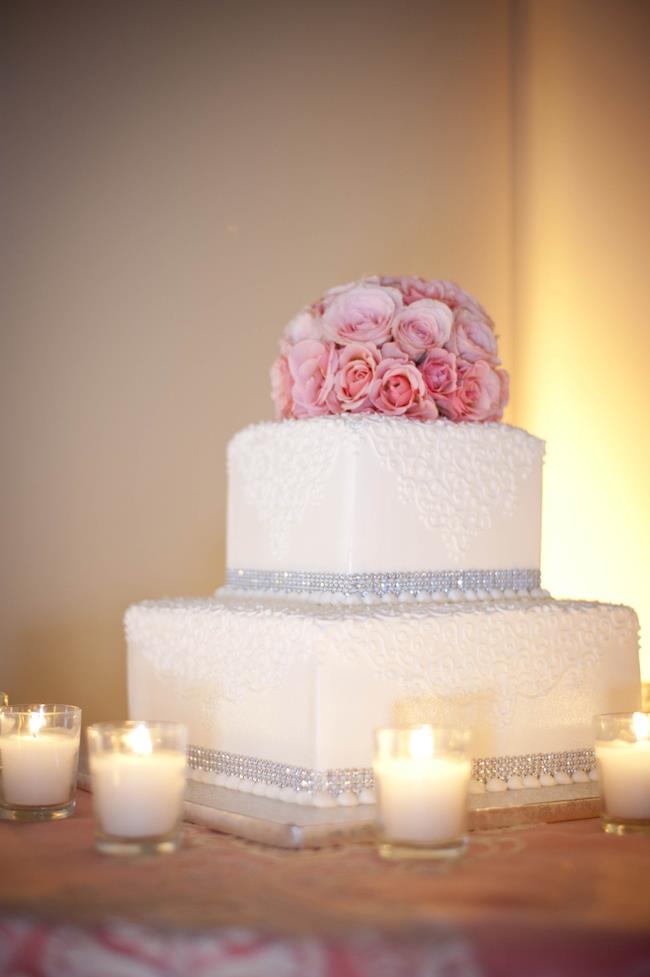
[632, 712, 650, 741]
[28, 708, 46, 737]
[125, 723, 153, 754]
[409, 725, 434, 760]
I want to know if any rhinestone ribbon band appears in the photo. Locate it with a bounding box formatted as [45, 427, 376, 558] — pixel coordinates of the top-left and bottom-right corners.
[226, 567, 541, 598]
[188, 745, 595, 796]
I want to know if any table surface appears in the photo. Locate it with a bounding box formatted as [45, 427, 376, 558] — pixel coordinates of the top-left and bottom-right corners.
[1, 789, 649, 977]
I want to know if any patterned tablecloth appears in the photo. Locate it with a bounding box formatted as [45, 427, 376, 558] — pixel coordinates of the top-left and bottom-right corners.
[0, 790, 649, 977]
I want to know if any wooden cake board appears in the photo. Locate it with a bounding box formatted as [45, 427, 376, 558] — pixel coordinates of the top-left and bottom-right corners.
[77, 766, 599, 850]
[182, 779, 600, 849]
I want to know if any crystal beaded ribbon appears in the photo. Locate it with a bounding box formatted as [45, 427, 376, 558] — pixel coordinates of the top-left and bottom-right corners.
[226, 567, 541, 598]
[188, 745, 595, 796]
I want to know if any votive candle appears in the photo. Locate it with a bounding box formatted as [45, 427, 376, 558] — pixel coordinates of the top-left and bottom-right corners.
[595, 712, 650, 834]
[88, 721, 187, 855]
[0, 705, 81, 820]
[373, 725, 471, 859]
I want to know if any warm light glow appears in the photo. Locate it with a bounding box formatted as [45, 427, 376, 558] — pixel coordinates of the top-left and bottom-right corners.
[124, 724, 153, 755]
[632, 712, 650, 742]
[513, 3, 649, 681]
[28, 708, 45, 737]
[408, 725, 434, 760]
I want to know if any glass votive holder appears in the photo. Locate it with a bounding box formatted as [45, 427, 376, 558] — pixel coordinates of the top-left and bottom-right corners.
[0, 704, 82, 821]
[594, 712, 650, 835]
[373, 724, 472, 860]
[87, 721, 187, 855]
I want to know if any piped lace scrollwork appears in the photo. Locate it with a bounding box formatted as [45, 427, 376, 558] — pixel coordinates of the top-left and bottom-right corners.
[228, 416, 543, 561]
[126, 596, 638, 719]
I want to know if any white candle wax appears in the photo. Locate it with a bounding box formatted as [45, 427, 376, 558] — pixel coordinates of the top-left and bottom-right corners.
[90, 751, 186, 838]
[595, 739, 650, 820]
[374, 754, 471, 845]
[1, 731, 78, 806]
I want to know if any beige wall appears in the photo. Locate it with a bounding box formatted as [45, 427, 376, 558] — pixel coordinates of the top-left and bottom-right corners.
[2, 1, 647, 722]
[1, 0, 515, 722]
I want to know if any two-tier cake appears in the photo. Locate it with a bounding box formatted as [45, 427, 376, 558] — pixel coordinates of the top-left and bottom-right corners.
[127, 275, 641, 806]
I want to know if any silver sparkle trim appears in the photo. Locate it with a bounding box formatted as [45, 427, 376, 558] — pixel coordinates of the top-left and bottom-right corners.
[472, 749, 596, 783]
[225, 567, 541, 598]
[188, 746, 374, 796]
[188, 745, 596, 796]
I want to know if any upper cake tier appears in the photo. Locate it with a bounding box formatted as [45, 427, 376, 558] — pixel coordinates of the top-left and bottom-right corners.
[226, 416, 544, 590]
[227, 274, 543, 599]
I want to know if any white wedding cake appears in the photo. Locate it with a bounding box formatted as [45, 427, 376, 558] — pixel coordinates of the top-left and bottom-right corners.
[127, 275, 641, 805]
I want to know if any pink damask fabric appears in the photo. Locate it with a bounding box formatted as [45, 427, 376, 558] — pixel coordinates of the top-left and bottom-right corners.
[0, 919, 481, 977]
[0, 791, 649, 977]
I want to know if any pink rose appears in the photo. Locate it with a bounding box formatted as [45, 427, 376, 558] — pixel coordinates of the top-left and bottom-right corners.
[405, 394, 439, 421]
[288, 340, 339, 418]
[283, 309, 323, 344]
[322, 285, 401, 346]
[447, 307, 499, 364]
[380, 341, 406, 360]
[378, 275, 481, 312]
[436, 359, 508, 422]
[491, 367, 509, 420]
[309, 281, 358, 317]
[420, 348, 458, 400]
[391, 299, 453, 360]
[270, 355, 293, 419]
[369, 355, 435, 417]
[334, 343, 380, 412]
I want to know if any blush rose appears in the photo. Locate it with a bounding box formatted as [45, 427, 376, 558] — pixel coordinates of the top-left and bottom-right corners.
[322, 285, 401, 346]
[420, 348, 458, 401]
[287, 340, 338, 418]
[270, 355, 293, 419]
[447, 307, 499, 364]
[334, 342, 380, 412]
[378, 275, 481, 312]
[283, 309, 323, 344]
[369, 355, 437, 418]
[391, 299, 453, 360]
[436, 359, 508, 422]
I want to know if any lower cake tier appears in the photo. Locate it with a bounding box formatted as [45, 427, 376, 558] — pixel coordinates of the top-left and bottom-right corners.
[126, 593, 641, 806]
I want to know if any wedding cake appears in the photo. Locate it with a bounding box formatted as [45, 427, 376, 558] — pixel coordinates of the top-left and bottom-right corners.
[127, 275, 641, 806]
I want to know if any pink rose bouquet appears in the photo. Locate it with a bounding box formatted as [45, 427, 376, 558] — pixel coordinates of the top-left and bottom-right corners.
[271, 275, 509, 423]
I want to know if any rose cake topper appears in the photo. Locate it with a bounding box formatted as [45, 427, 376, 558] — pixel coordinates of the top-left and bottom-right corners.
[271, 275, 509, 422]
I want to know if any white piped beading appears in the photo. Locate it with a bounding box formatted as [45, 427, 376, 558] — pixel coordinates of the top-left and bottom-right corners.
[187, 744, 597, 806]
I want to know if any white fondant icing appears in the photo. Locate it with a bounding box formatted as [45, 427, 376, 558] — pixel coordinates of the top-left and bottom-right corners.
[227, 417, 543, 573]
[469, 780, 486, 795]
[127, 595, 640, 741]
[522, 775, 540, 789]
[358, 788, 376, 805]
[539, 773, 556, 787]
[588, 767, 599, 782]
[312, 792, 338, 808]
[571, 769, 589, 783]
[554, 771, 572, 785]
[486, 778, 508, 793]
[336, 791, 358, 808]
[506, 776, 525, 790]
